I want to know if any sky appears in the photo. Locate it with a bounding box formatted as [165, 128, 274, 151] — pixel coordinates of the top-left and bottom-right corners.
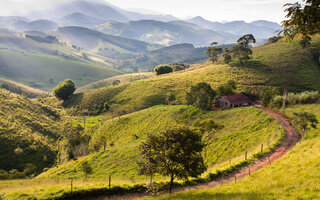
[1, 0, 300, 23]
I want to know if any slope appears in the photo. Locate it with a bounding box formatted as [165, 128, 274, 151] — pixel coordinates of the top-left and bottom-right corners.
[154, 104, 320, 200]
[0, 89, 60, 176]
[64, 36, 320, 115]
[96, 20, 236, 46]
[0, 33, 122, 90]
[38, 105, 282, 181]
[53, 26, 159, 56]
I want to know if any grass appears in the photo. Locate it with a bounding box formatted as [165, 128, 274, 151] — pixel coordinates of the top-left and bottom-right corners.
[0, 78, 49, 98]
[0, 89, 60, 175]
[39, 105, 282, 181]
[0, 49, 122, 91]
[150, 104, 320, 200]
[0, 105, 283, 199]
[76, 72, 155, 92]
[65, 36, 320, 115]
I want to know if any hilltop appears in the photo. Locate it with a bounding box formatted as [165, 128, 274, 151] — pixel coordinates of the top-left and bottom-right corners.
[0, 30, 122, 90]
[64, 36, 320, 115]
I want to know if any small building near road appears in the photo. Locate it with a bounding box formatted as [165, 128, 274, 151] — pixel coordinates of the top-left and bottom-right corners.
[214, 94, 253, 109]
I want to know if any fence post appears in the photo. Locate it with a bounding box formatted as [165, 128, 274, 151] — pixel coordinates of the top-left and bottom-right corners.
[109, 175, 111, 189]
[249, 168, 251, 176]
[245, 151, 247, 160]
[261, 144, 263, 153]
[229, 158, 231, 166]
[234, 176, 237, 183]
[268, 156, 271, 165]
[70, 179, 73, 193]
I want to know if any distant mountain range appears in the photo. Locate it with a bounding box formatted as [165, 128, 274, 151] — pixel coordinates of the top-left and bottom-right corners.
[0, 0, 281, 46]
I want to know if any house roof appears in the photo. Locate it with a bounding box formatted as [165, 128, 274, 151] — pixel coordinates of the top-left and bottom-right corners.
[221, 94, 251, 105]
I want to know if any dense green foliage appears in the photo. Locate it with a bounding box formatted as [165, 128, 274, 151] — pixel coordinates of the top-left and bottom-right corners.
[217, 80, 237, 96]
[54, 79, 76, 101]
[186, 82, 216, 110]
[154, 65, 173, 75]
[139, 127, 206, 193]
[206, 42, 223, 63]
[281, 0, 320, 40]
[292, 111, 318, 137]
[0, 89, 60, 177]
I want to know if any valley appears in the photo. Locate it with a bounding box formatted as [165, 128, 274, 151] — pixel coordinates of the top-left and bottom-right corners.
[0, 0, 320, 199]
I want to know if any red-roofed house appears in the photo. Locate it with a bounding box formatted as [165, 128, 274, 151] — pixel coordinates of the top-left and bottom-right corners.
[214, 94, 253, 109]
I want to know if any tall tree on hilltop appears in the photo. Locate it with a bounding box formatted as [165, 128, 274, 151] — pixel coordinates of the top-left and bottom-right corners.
[206, 42, 223, 63]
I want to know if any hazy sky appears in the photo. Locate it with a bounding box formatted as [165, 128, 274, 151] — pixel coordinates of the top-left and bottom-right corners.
[1, 0, 300, 23]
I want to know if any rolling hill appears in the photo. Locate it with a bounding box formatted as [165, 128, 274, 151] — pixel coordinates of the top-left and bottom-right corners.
[0, 89, 60, 176]
[63, 36, 320, 115]
[187, 16, 281, 39]
[96, 20, 237, 46]
[52, 26, 159, 55]
[0, 32, 122, 90]
[153, 104, 320, 200]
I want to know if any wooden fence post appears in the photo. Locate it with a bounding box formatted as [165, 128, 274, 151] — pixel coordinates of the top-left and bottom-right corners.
[245, 151, 247, 160]
[229, 158, 231, 166]
[268, 156, 271, 165]
[261, 144, 263, 153]
[70, 179, 73, 193]
[249, 168, 251, 176]
[109, 175, 111, 189]
[234, 176, 237, 183]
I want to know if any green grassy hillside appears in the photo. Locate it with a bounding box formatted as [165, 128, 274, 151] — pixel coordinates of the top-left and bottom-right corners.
[0, 34, 122, 90]
[65, 37, 320, 115]
[153, 104, 320, 200]
[39, 105, 282, 180]
[0, 78, 49, 98]
[76, 72, 155, 92]
[0, 89, 60, 176]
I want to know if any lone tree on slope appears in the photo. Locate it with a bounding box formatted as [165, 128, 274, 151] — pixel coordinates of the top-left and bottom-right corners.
[293, 112, 318, 138]
[53, 79, 75, 101]
[154, 64, 173, 75]
[206, 42, 223, 63]
[186, 82, 216, 110]
[230, 34, 256, 64]
[138, 126, 207, 193]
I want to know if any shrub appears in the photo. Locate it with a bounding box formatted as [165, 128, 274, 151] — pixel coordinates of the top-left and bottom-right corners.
[153, 65, 173, 75]
[53, 79, 76, 101]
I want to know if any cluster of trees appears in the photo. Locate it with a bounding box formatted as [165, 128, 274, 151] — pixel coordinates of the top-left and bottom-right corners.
[206, 34, 256, 65]
[153, 63, 190, 75]
[53, 79, 75, 101]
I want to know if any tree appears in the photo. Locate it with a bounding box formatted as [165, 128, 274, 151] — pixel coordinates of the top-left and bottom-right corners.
[261, 88, 278, 107]
[293, 112, 318, 138]
[154, 64, 173, 75]
[206, 42, 223, 63]
[217, 80, 237, 96]
[138, 126, 206, 193]
[230, 34, 256, 64]
[299, 36, 312, 48]
[53, 79, 75, 101]
[237, 34, 256, 48]
[171, 63, 189, 72]
[165, 92, 176, 105]
[222, 48, 232, 64]
[112, 80, 121, 86]
[268, 36, 282, 44]
[280, 0, 320, 40]
[81, 161, 93, 180]
[186, 82, 216, 110]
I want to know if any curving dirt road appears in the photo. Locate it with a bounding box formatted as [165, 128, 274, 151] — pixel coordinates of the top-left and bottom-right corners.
[96, 105, 300, 199]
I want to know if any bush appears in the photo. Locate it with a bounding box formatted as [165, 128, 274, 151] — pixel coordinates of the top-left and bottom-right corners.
[272, 91, 320, 107]
[54, 79, 76, 101]
[153, 65, 173, 75]
[171, 63, 189, 72]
